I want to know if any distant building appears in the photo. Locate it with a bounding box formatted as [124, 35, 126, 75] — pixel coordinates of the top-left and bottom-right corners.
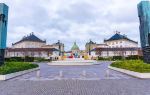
[138, 1, 150, 63]
[5, 33, 64, 59]
[71, 42, 80, 58]
[91, 32, 142, 58]
[104, 32, 138, 48]
[85, 40, 97, 55]
[12, 33, 46, 48]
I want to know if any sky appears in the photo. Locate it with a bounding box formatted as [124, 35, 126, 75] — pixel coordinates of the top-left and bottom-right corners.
[1, 0, 143, 50]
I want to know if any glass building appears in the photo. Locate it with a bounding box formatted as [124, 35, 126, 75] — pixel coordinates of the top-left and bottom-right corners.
[0, 3, 8, 49]
[0, 3, 8, 65]
[138, 1, 150, 47]
[138, 1, 150, 63]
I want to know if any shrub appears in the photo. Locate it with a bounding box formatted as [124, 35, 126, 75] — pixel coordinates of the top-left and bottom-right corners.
[111, 60, 150, 73]
[112, 56, 124, 61]
[126, 55, 143, 60]
[0, 62, 39, 75]
[5, 57, 24, 62]
[97, 56, 112, 61]
[25, 56, 34, 62]
[34, 57, 50, 62]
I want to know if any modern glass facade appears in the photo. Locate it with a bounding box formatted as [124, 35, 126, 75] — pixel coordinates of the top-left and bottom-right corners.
[0, 3, 8, 49]
[138, 1, 150, 47]
[138, 1, 150, 63]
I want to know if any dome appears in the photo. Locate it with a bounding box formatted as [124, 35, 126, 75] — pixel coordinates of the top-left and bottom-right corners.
[71, 42, 80, 51]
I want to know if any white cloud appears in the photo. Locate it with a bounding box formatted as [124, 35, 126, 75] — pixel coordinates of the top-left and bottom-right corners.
[0, 0, 142, 50]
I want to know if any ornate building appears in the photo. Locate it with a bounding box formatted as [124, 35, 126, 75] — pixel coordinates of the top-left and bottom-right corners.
[85, 40, 97, 55]
[104, 32, 138, 48]
[90, 32, 142, 58]
[71, 42, 80, 58]
[5, 33, 64, 59]
[12, 33, 46, 48]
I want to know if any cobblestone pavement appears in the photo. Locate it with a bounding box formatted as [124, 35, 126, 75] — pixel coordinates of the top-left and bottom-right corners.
[10, 61, 135, 81]
[0, 79, 150, 95]
[0, 62, 150, 95]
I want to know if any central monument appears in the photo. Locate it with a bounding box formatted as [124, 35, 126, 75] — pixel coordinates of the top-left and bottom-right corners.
[48, 42, 97, 65]
[0, 3, 9, 65]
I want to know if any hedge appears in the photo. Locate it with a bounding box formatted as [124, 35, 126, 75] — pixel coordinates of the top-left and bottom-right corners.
[0, 62, 39, 75]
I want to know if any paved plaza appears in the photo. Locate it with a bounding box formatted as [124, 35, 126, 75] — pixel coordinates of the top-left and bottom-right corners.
[11, 61, 134, 80]
[0, 61, 150, 95]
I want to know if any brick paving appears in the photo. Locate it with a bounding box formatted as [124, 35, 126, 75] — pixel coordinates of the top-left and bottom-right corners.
[0, 62, 149, 95]
[0, 79, 150, 95]
[11, 61, 134, 80]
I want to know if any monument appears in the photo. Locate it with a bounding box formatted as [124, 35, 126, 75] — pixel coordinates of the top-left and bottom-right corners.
[0, 3, 9, 65]
[138, 1, 150, 63]
[48, 42, 98, 65]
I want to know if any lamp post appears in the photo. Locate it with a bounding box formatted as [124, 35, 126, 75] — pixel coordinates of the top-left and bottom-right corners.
[58, 40, 61, 56]
[89, 43, 91, 56]
[0, 3, 9, 66]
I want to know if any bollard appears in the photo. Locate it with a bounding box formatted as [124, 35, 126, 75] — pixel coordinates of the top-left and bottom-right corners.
[105, 69, 110, 79]
[82, 70, 86, 77]
[36, 70, 40, 79]
[59, 70, 63, 78]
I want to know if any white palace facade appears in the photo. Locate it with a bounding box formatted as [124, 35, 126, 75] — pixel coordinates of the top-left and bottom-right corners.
[89, 32, 142, 57]
[5, 33, 64, 59]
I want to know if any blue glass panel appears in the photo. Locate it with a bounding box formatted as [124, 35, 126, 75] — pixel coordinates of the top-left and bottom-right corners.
[138, 1, 150, 47]
[0, 3, 8, 49]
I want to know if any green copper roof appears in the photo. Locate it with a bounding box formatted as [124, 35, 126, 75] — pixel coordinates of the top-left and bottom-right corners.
[71, 42, 79, 50]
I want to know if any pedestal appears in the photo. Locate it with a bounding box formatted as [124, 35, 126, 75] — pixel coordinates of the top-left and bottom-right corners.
[0, 49, 5, 65]
[143, 46, 150, 64]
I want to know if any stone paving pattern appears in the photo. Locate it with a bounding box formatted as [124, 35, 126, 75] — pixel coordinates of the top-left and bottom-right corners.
[0, 79, 150, 95]
[11, 62, 134, 80]
[0, 61, 149, 95]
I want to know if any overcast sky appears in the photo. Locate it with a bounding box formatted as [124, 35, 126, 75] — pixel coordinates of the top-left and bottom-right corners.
[1, 0, 142, 50]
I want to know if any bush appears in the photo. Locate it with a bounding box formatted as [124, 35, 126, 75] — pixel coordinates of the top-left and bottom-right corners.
[5, 56, 34, 62]
[111, 60, 150, 73]
[5, 57, 24, 62]
[34, 57, 50, 62]
[126, 55, 143, 60]
[112, 56, 124, 61]
[24, 56, 34, 62]
[97, 56, 112, 61]
[0, 62, 39, 75]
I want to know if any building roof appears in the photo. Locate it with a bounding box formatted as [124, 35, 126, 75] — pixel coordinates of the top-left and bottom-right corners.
[86, 40, 96, 45]
[53, 40, 64, 46]
[104, 32, 138, 43]
[13, 33, 46, 45]
[6, 48, 59, 52]
[71, 42, 80, 51]
[91, 47, 141, 52]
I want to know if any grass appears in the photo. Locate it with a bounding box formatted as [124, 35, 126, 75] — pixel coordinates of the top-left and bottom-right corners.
[110, 60, 150, 73]
[0, 62, 39, 75]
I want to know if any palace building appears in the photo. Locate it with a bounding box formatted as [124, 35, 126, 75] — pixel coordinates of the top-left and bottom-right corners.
[5, 33, 64, 59]
[90, 32, 142, 58]
[104, 32, 138, 48]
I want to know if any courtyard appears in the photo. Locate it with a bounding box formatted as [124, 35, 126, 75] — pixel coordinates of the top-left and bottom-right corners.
[10, 61, 134, 80]
[0, 61, 150, 95]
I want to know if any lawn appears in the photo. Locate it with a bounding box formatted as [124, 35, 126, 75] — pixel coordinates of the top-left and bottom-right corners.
[110, 60, 150, 73]
[0, 62, 39, 75]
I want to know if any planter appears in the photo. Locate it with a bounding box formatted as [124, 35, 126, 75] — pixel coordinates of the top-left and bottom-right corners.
[108, 66, 150, 79]
[0, 67, 39, 80]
